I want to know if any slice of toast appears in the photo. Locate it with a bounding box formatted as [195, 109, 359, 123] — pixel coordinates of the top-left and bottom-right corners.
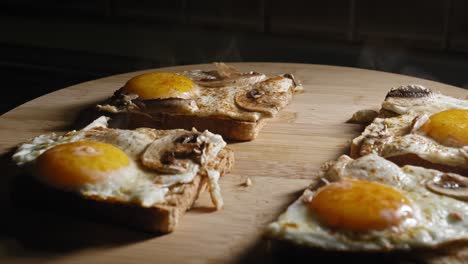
[350, 84, 468, 175]
[12, 116, 235, 233]
[12, 148, 234, 233]
[90, 63, 302, 141]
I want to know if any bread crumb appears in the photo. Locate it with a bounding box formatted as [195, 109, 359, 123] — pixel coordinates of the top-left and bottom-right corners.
[243, 177, 252, 187]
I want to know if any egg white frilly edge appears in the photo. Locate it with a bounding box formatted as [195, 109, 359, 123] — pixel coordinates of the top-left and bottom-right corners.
[12, 116, 227, 209]
[266, 154, 468, 252]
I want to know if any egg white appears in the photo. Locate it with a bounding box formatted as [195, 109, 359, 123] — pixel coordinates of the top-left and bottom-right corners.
[187, 75, 294, 122]
[195, 86, 261, 121]
[267, 154, 468, 251]
[13, 116, 226, 208]
[355, 113, 468, 169]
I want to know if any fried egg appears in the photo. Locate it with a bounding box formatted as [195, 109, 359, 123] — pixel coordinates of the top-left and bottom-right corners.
[267, 154, 468, 251]
[98, 63, 302, 122]
[13, 116, 227, 208]
[421, 109, 468, 147]
[352, 85, 468, 173]
[123, 72, 198, 100]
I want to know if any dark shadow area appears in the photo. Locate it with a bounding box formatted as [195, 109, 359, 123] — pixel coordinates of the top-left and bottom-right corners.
[189, 206, 217, 214]
[230, 188, 307, 263]
[234, 233, 465, 264]
[0, 149, 159, 259]
[72, 99, 111, 130]
[1, 207, 154, 258]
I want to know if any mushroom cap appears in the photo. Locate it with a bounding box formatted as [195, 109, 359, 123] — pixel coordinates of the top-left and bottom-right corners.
[234, 77, 294, 117]
[141, 131, 204, 174]
[182, 63, 266, 88]
[426, 173, 468, 201]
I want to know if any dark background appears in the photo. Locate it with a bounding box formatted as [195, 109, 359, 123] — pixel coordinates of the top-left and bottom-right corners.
[2, 0, 468, 114]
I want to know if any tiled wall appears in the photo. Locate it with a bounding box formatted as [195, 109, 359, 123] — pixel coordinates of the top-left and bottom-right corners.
[1, 0, 468, 113]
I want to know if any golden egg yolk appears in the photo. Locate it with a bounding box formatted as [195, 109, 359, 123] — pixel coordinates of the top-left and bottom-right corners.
[36, 141, 130, 189]
[422, 109, 468, 147]
[309, 179, 412, 231]
[123, 72, 195, 99]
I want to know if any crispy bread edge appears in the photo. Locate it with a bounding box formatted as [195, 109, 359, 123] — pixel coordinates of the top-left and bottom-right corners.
[107, 112, 267, 141]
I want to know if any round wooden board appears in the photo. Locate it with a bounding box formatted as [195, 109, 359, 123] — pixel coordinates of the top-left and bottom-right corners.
[0, 63, 466, 263]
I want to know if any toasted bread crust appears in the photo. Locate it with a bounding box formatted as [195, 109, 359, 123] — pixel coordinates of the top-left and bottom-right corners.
[104, 112, 267, 141]
[12, 148, 234, 233]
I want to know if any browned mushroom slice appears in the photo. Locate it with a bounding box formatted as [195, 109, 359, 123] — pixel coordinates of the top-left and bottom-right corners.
[141, 131, 205, 174]
[214, 62, 240, 78]
[97, 88, 141, 113]
[97, 85, 199, 116]
[182, 63, 266, 88]
[235, 87, 292, 117]
[382, 85, 435, 115]
[426, 173, 468, 201]
[385, 84, 432, 99]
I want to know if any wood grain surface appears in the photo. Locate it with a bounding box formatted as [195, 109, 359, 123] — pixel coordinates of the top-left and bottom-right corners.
[0, 63, 467, 264]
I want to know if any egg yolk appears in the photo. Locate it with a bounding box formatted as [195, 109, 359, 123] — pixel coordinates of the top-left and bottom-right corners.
[421, 109, 468, 147]
[36, 141, 130, 189]
[309, 179, 412, 231]
[123, 72, 195, 99]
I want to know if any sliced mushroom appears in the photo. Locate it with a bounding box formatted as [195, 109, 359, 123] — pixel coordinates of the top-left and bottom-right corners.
[97, 88, 141, 113]
[182, 63, 266, 88]
[235, 87, 292, 117]
[382, 85, 434, 115]
[97, 86, 199, 117]
[214, 62, 240, 78]
[426, 173, 468, 201]
[141, 131, 205, 174]
[385, 84, 432, 99]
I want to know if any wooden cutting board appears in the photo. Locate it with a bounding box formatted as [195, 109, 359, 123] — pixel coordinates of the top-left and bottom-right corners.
[0, 63, 467, 263]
